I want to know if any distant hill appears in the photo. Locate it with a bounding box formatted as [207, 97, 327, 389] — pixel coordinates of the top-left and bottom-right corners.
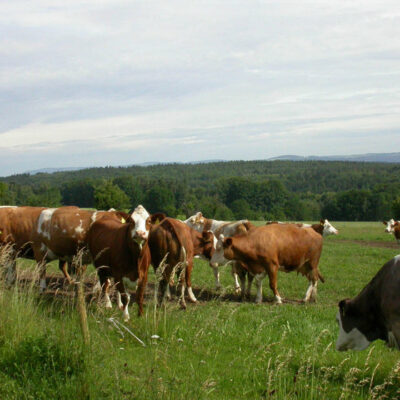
[268, 153, 400, 163]
[25, 159, 226, 175]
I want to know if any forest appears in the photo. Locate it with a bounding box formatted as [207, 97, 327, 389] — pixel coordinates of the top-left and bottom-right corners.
[1, 160, 400, 221]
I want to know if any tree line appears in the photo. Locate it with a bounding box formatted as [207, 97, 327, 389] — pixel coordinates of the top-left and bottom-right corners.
[1, 160, 400, 221]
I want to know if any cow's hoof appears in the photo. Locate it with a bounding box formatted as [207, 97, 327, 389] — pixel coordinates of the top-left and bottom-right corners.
[234, 287, 241, 295]
[179, 302, 187, 310]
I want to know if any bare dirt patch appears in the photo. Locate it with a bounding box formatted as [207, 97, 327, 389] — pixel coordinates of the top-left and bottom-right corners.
[332, 239, 399, 249]
[15, 272, 304, 308]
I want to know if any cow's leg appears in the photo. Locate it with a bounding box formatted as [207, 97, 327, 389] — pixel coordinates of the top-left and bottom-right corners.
[158, 278, 169, 305]
[58, 260, 74, 284]
[38, 260, 48, 292]
[266, 265, 282, 304]
[117, 291, 123, 309]
[186, 260, 197, 303]
[104, 278, 112, 308]
[246, 271, 254, 300]
[210, 263, 221, 290]
[304, 267, 319, 303]
[231, 263, 241, 294]
[97, 267, 112, 308]
[136, 247, 150, 317]
[177, 268, 187, 309]
[115, 278, 130, 322]
[254, 271, 266, 304]
[165, 282, 171, 300]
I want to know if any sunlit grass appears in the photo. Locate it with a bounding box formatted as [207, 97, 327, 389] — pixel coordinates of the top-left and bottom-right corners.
[0, 222, 399, 399]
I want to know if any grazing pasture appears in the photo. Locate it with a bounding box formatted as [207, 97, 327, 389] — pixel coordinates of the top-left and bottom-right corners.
[0, 221, 399, 399]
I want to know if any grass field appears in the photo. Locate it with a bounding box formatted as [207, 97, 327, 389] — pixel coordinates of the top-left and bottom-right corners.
[0, 222, 400, 399]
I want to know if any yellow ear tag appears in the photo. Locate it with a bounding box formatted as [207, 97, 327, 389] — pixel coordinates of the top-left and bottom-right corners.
[121, 218, 126, 224]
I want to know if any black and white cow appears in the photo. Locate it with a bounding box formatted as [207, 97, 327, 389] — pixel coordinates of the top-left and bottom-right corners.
[336, 255, 400, 351]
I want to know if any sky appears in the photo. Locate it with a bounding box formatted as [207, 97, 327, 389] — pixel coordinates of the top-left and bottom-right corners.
[1, 0, 400, 176]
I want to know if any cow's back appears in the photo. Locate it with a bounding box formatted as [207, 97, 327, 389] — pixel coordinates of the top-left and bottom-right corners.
[149, 218, 193, 267]
[238, 224, 322, 266]
[88, 217, 134, 271]
[0, 206, 46, 250]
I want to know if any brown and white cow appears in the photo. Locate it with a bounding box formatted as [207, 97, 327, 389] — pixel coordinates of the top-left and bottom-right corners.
[266, 219, 338, 237]
[336, 255, 400, 351]
[87, 212, 156, 321]
[383, 220, 400, 244]
[0, 206, 46, 284]
[148, 217, 215, 308]
[211, 223, 324, 304]
[184, 212, 254, 292]
[383, 219, 396, 233]
[30, 206, 135, 291]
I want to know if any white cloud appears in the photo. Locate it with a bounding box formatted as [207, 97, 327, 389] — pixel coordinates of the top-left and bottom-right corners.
[0, 1, 399, 175]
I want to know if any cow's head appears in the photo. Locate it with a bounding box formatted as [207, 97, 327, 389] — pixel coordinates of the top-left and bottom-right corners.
[129, 206, 166, 244]
[185, 212, 205, 232]
[336, 299, 371, 351]
[128, 205, 151, 244]
[200, 231, 216, 260]
[209, 234, 229, 266]
[383, 219, 395, 233]
[320, 219, 338, 236]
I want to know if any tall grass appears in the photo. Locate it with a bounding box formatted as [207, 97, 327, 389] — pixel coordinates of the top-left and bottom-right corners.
[0, 222, 399, 399]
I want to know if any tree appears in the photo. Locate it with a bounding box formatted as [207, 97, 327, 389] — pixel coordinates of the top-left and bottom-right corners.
[61, 180, 95, 207]
[94, 181, 130, 210]
[113, 176, 144, 208]
[392, 196, 400, 219]
[144, 183, 176, 216]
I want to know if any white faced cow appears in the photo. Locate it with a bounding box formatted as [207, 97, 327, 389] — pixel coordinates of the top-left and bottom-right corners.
[184, 212, 253, 292]
[336, 255, 400, 351]
[383, 219, 396, 233]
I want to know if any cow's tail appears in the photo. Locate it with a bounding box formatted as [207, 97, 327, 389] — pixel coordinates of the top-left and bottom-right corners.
[318, 271, 325, 283]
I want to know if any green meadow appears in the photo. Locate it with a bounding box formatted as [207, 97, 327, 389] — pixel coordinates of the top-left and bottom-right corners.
[0, 222, 399, 399]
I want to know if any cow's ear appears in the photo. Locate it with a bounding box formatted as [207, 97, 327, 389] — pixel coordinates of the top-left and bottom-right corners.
[383, 221, 387, 225]
[151, 213, 166, 224]
[320, 219, 325, 225]
[197, 212, 203, 218]
[223, 237, 233, 248]
[116, 211, 129, 223]
[394, 221, 400, 226]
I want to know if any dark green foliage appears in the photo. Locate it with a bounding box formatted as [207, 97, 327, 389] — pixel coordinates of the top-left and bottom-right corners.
[392, 196, 400, 219]
[1, 160, 400, 220]
[144, 182, 176, 216]
[61, 180, 95, 207]
[94, 180, 131, 210]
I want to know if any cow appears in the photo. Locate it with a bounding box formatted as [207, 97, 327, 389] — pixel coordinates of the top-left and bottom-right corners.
[266, 219, 338, 237]
[0, 206, 47, 284]
[148, 217, 215, 309]
[211, 223, 324, 304]
[184, 212, 254, 292]
[87, 210, 159, 321]
[390, 221, 400, 244]
[30, 206, 133, 291]
[336, 255, 400, 351]
[229, 219, 336, 301]
[383, 219, 396, 233]
[383, 220, 400, 244]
